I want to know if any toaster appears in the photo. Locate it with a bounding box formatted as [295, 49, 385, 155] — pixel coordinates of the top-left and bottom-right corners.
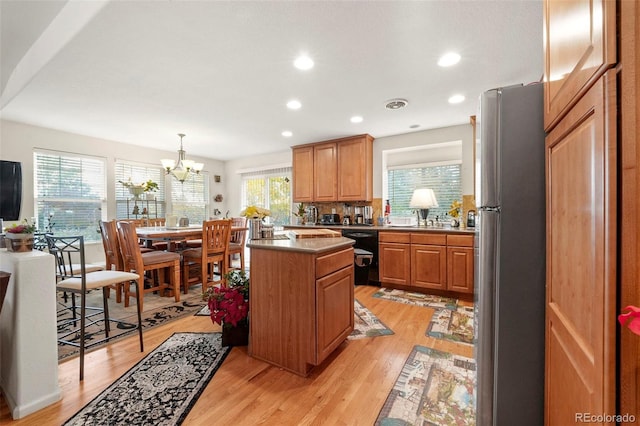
[321, 213, 341, 224]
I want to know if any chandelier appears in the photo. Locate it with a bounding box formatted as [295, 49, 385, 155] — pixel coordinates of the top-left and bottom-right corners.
[161, 133, 204, 183]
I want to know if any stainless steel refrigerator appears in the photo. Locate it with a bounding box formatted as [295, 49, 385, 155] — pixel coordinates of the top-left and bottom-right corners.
[475, 83, 546, 426]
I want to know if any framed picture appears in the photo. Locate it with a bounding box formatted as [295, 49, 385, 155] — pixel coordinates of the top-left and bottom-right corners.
[214, 175, 221, 183]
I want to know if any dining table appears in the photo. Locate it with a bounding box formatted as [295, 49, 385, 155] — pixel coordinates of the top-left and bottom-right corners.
[136, 224, 248, 251]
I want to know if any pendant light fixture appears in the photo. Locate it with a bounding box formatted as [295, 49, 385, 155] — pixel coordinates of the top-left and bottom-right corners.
[161, 133, 204, 183]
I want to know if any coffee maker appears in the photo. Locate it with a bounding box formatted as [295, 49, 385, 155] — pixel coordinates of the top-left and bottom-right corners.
[305, 206, 318, 225]
[342, 205, 352, 225]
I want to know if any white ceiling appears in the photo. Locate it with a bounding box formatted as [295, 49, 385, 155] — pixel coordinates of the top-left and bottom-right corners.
[0, 0, 543, 161]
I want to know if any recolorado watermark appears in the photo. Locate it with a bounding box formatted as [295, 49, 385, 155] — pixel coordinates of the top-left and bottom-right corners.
[576, 413, 636, 423]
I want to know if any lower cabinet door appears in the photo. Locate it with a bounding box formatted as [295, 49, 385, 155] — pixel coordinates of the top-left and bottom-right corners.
[315, 266, 354, 364]
[411, 244, 447, 290]
[446, 246, 474, 293]
[379, 243, 411, 285]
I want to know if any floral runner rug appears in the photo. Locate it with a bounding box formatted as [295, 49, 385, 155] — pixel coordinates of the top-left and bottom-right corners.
[375, 345, 476, 426]
[373, 287, 475, 347]
[196, 298, 394, 339]
[63, 332, 229, 426]
[57, 287, 206, 361]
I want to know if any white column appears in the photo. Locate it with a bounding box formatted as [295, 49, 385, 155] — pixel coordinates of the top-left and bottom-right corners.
[0, 249, 61, 419]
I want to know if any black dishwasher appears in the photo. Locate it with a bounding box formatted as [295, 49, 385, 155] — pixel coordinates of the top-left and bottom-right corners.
[341, 229, 379, 286]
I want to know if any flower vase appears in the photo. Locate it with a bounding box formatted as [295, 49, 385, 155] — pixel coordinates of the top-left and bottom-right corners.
[221, 321, 249, 347]
[5, 233, 34, 252]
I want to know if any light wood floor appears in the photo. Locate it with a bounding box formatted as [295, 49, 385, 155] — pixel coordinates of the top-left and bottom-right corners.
[0, 285, 473, 425]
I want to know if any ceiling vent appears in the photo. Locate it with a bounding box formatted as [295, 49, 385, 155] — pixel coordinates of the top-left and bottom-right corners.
[385, 98, 409, 110]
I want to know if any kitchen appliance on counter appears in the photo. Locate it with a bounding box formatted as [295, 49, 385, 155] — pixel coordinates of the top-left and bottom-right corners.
[354, 206, 364, 224]
[475, 83, 545, 426]
[305, 206, 318, 225]
[321, 213, 341, 225]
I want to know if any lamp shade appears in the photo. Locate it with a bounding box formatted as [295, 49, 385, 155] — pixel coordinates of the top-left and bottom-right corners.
[409, 188, 439, 209]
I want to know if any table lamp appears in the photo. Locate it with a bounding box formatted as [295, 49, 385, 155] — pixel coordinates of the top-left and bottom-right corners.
[409, 188, 438, 226]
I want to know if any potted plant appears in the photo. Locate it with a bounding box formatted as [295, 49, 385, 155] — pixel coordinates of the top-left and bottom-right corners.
[203, 270, 249, 346]
[293, 202, 306, 225]
[119, 178, 159, 199]
[4, 219, 37, 252]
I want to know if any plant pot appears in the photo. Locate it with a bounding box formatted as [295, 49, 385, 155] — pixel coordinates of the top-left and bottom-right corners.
[221, 321, 249, 347]
[5, 233, 34, 252]
[128, 186, 145, 199]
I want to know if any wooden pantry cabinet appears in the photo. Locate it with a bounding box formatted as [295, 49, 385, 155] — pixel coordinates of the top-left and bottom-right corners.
[292, 134, 373, 203]
[378, 231, 474, 295]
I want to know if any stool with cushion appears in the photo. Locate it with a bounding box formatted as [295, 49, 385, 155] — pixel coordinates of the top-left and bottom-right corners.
[46, 235, 143, 381]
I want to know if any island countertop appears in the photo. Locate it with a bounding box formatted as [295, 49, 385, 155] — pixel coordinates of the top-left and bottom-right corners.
[246, 235, 355, 253]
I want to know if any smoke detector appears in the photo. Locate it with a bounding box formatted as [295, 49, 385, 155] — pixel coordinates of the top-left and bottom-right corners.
[385, 98, 409, 110]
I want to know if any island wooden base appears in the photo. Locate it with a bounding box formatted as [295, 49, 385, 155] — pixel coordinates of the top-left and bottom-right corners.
[248, 245, 354, 376]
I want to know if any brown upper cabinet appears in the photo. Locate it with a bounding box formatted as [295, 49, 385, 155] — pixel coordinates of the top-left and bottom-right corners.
[292, 134, 374, 203]
[543, 0, 616, 131]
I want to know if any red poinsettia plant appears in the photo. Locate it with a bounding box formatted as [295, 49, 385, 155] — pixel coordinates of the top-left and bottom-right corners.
[204, 270, 249, 328]
[619, 305, 640, 336]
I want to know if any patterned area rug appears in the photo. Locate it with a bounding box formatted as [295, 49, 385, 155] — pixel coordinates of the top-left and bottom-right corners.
[372, 288, 458, 310]
[375, 345, 476, 426]
[196, 298, 394, 339]
[373, 287, 475, 347]
[63, 332, 229, 426]
[57, 288, 206, 361]
[426, 304, 475, 346]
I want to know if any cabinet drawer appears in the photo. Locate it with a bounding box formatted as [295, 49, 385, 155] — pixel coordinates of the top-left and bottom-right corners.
[316, 247, 353, 279]
[379, 232, 410, 243]
[411, 233, 446, 245]
[446, 234, 474, 247]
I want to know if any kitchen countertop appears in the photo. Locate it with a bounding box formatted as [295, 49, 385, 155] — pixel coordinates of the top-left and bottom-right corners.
[283, 224, 476, 234]
[246, 236, 355, 253]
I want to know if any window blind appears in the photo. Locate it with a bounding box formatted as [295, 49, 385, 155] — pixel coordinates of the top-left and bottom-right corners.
[387, 163, 462, 220]
[34, 150, 106, 241]
[170, 172, 209, 223]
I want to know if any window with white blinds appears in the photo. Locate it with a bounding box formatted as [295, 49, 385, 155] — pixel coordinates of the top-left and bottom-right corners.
[387, 162, 462, 220]
[114, 161, 166, 220]
[241, 167, 291, 226]
[34, 150, 106, 242]
[169, 172, 209, 223]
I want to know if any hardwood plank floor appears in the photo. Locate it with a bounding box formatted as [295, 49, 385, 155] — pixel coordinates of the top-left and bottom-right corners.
[0, 285, 473, 425]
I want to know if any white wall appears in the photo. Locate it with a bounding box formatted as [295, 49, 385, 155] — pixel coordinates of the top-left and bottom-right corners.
[222, 123, 475, 216]
[0, 119, 226, 260]
[1, 119, 474, 257]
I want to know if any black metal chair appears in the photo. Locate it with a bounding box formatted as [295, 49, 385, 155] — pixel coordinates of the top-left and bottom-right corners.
[46, 235, 144, 380]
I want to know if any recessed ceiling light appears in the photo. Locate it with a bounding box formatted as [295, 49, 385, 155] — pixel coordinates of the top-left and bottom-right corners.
[282, 130, 293, 137]
[448, 94, 465, 104]
[350, 116, 363, 123]
[438, 52, 461, 67]
[385, 98, 408, 110]
[294, 55, 314, 70]
[287, 100, 302, 110]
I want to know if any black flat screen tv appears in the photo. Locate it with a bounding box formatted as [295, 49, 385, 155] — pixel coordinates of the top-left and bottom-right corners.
[0, 160, 22, 221]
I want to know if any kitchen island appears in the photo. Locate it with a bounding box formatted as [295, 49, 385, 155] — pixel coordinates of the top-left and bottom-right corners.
[247, 236, 355, 376]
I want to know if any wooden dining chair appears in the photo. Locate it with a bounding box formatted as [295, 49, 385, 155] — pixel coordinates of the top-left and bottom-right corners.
[46, 235, 143, 381]
[228, 217, 247, 271]
[117, 220, 181, 311]
[99, 220, 129, 303]
[181, 219, 232, 293]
